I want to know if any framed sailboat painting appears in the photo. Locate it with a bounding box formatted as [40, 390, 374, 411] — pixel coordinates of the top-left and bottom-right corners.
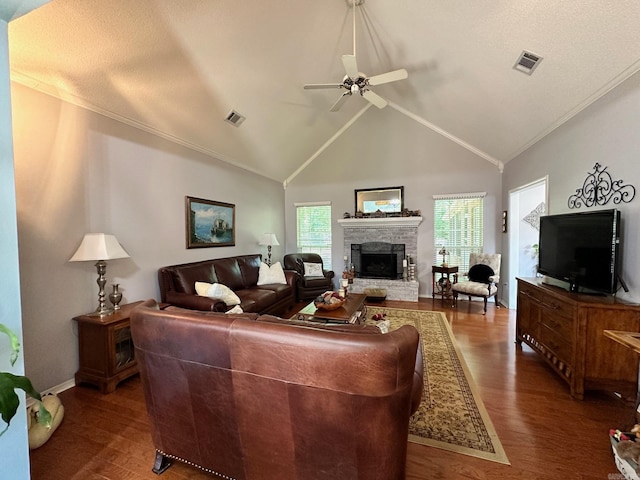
[185, 196, 236, 248]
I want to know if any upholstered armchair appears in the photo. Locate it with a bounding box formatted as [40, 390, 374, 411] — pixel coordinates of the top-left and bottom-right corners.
[283, 253, 335, 301]
[451, 253, 501, 314]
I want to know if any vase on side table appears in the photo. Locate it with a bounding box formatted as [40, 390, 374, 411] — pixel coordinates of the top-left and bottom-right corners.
[109, 284, 123, 310]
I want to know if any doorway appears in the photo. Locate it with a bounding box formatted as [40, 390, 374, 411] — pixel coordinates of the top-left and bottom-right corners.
[507, 177, 548, 309]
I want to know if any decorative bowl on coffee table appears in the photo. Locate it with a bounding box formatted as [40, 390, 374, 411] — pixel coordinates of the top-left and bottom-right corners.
[314, 299, 345, 310]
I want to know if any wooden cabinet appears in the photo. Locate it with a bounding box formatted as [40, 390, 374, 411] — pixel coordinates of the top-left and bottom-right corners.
[74, 301, 142, 393]
[516, 278, 640, 399]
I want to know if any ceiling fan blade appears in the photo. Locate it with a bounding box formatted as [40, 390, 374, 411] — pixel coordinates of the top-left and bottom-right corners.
[362, 89, 388, 109]
[368, 68, 408, 86]
[330, 92, 351, 112]
[304, 83, 344, 90]
[342, 54, 359, 80]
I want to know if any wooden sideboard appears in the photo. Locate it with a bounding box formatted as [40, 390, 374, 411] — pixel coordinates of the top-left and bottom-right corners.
[516, 277, 640, 399]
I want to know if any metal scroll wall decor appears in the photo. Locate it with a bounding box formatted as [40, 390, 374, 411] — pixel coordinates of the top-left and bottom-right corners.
[568, 163, 635, 208]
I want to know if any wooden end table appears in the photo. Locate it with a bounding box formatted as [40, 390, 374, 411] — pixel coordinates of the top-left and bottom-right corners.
[432, 265, 458, 300]
[73, 301, 142, 393]
[295, 293, 367, 324]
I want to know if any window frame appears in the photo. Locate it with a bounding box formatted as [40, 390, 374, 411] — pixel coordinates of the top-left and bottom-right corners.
[295, 202, 332, 267]
[433, 193, 485, 274]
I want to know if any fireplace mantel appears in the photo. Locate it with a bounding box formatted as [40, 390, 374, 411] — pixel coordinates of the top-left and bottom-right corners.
[337, 217, 423, 228]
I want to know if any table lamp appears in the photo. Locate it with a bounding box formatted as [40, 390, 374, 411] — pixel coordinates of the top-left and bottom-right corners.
[259, 233, 279, 266]
[438, 245, 449, 267]
[69, 233, 130, 316]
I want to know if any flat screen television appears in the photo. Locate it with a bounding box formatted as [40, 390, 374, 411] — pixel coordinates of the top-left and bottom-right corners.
[537, 209, 621, 294]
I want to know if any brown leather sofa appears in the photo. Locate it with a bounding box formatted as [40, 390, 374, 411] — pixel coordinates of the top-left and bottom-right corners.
[283, 253, 335, 301]
[158, 254, 296, 315]
[131, 299, 423, 480]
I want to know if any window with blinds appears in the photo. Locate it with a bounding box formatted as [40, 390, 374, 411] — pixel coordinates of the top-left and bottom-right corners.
[433, 194, 484, 274]
[295, 203, 332, 267]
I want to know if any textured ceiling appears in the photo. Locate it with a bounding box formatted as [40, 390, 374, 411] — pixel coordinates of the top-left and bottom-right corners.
[8, 0, 640, 183]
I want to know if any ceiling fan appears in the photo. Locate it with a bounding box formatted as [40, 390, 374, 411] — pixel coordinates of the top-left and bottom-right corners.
[304, 0, 408, 112]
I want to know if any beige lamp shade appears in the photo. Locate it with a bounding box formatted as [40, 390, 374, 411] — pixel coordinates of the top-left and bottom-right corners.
[69, 233, 130, 262]
[259, 233, 280, 247]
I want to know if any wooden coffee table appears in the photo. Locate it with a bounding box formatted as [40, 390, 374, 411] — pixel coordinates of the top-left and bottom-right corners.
[295, 293, 367, 324]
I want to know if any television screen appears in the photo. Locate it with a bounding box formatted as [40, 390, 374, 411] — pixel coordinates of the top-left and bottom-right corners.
[537, 209, 621, 294]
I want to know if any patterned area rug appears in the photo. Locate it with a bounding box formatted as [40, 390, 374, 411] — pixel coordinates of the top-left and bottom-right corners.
[366, 306, 510, 465]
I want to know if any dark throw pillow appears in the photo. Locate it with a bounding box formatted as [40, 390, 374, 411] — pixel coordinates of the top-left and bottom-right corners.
[468, 264, 495, 283]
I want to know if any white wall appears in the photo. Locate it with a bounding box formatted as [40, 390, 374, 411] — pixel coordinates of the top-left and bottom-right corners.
[284, 106, 503, 297]
[1, 14, 30, 480]
[11, 83, 285, 392]
[503, 70, 640, 303]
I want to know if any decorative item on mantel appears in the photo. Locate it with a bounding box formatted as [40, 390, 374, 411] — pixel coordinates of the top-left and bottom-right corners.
[438, 246, 449, 267]
[402, 258, 408, 281]
[402, 208, 421, 217]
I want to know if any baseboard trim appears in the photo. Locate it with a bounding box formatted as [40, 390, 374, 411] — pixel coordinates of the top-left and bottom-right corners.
[26, 378, 76, 407]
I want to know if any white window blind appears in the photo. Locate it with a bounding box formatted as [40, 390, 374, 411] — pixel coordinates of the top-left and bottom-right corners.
[296, 203, 332, 267]
[433, 195, 484, 274]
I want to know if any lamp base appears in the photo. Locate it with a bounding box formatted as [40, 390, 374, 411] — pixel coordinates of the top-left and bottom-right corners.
[86, 307, 114, 317]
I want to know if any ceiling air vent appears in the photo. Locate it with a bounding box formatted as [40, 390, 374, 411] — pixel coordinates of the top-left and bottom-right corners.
[224, 110, 246, 127]
[513, 50, 543, 75]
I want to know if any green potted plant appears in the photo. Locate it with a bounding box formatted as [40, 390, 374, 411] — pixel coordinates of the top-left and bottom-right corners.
[0, 324, 50, 436]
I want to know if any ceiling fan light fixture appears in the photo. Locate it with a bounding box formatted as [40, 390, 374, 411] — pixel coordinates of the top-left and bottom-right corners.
[304, 0, 407, 111]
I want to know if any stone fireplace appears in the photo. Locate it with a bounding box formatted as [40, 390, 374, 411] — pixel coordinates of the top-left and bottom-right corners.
[338, 216, 422, 301]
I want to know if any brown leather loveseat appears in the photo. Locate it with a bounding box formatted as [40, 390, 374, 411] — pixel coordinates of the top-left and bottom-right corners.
[158, 254, 296, 315]
[131, 299, 423, 480]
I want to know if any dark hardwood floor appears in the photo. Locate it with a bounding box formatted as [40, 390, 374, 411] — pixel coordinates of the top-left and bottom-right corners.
[29, 298, 628, 479]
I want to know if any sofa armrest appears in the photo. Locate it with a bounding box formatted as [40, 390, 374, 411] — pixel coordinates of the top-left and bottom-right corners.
[324, 270, 335, 280]
[284, 270, 298, 288]
[165, 291, 227, 312]
[411, 341, 424, 415]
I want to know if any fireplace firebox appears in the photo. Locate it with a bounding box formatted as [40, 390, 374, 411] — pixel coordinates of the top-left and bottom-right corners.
[351, 242, 405, 280]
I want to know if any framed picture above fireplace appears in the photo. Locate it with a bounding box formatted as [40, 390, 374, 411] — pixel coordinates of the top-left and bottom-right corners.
[355, 186, 404, 215]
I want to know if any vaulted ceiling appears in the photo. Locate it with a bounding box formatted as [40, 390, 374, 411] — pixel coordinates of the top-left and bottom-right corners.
[8, 0, 640, 183]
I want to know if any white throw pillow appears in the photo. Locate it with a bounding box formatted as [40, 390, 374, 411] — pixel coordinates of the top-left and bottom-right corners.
[194, 281, 241, 306]
[303, 262, 324, 277]
[257, 261, 287, 285]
